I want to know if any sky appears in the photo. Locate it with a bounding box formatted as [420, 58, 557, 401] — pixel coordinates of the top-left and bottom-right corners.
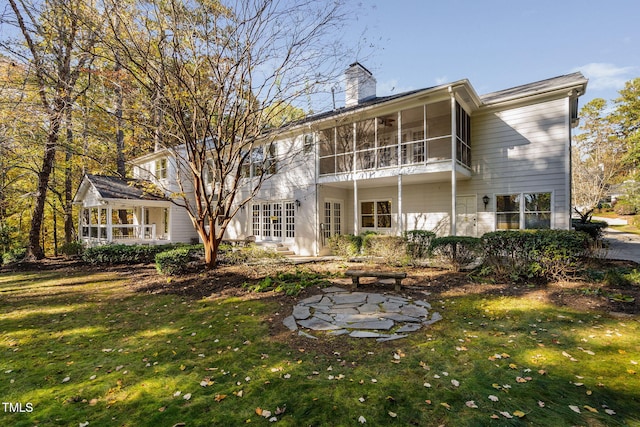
[335, 0, 639, 110]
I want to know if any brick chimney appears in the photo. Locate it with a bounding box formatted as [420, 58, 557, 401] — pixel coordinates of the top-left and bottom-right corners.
[345, 62, 376, 107]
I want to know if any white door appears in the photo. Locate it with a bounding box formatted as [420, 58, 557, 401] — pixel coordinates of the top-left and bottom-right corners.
[456, 195, 477, 237]
[322, 200, 343, 246]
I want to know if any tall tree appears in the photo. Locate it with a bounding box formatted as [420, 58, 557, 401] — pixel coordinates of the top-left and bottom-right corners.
[106, 0, 349, 268]
[612, 77, 640, 176]
[4, 0, 102, 258]
[572, 98, 625, 222]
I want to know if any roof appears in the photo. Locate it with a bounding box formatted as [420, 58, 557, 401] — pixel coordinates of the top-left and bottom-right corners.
[82, 174, 168, 201]
[479, 72, 588, 105]
[284, 72, 587, 130]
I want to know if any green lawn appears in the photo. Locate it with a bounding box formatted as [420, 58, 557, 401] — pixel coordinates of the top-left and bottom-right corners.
[1, 268, 639, 426]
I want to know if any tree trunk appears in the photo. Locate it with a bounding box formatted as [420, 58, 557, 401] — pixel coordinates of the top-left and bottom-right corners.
[27, 116, 61, 260]
[64, 103, 74, 244]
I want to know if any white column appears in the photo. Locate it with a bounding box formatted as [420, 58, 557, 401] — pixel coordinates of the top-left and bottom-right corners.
[398, 174, 403, 234]
[353, 180, 359, 235]
[449, 87, 457, 236]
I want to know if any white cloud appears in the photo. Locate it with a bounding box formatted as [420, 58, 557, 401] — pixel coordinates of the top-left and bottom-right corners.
[572, 63, 636, 91]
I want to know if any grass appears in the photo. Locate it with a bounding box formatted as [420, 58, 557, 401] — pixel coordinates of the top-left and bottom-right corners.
[1, 269, 640, 426]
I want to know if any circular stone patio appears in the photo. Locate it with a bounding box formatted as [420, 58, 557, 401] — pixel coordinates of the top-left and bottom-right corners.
[283, 286, 442, 341]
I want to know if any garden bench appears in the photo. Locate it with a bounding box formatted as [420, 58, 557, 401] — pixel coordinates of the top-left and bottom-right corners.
[344, 270, 407, 292]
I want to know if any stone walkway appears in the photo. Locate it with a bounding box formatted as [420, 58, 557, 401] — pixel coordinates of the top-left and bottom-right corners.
[283, 286, 442, 341]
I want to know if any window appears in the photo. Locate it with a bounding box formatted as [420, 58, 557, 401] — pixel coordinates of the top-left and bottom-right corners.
[242, 144, 277, 178]
[285, 202, 295, 238]
[155, 158, 168, 180]
[361, 200, 392, 229]
[497, 192, 551, 230]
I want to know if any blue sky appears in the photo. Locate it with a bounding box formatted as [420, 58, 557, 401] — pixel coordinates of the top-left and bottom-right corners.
[338, 0, 639, 109]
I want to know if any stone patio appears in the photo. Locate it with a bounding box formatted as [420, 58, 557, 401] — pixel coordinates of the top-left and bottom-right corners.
[283, 286, 442, 342]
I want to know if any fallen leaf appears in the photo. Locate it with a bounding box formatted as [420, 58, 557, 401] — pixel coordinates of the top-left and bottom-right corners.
[465, 401, 478, 408]
[62, 377, 70, 383]
[79, 422, 89, 427]
[569, 405, 581, 413]
[440, 402, 451, 410]
[605, 408, 616, 415]
[488, 395, 499, 402]
[499, 411, 513, 419]
[358, 415, 366, 423]
[513, 410, 526, 418]
[358, 397, 365, 403]
[268, 417, 277, 422]
[183, 393, 191, 400]
[423, 382, 431, 388]
[388, 411, 397, 418]
[490, 414, 500, 419]
[275, 406, 286, 415]
[256, 407, 263, 416]
[261, 410, 272, 418]
[584, 405, 598, 413]
[451, 379, 460, 387]
[538, 401, 545, 408]
[214, 394, 227, 402]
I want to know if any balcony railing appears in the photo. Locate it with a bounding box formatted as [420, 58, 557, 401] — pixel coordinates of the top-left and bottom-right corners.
[81, 224, 161, 242]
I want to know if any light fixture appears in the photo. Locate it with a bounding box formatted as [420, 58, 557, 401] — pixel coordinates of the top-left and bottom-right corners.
[482, 195, 490, 210]
[295, 199, 301, 208]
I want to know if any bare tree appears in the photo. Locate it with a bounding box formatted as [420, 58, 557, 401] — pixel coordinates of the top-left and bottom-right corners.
[3, 0, 102, 258]
[105, 0, 349, 268]
[572, 98, 625, 222]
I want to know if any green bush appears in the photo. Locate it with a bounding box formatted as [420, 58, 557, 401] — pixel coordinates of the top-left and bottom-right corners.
[430, 236, 481, 272]
[82, 244, 178, 265]
[481, 230, 590, 281]
[328, 234, 362, 259]
[155, 245, 203, 275]
[572, 219, 608, 240]
[404, 230, 435, 259]
[2, 248, 26, 265]
[218, 245, 284, 265]
[60, 241, 84, 257]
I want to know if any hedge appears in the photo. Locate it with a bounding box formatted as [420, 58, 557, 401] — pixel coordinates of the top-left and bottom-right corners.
[82, 244, 178, 265]
[155, 245, 203, 275]
[328, 234, 362, 259]
[481, 229, 590, 281]
[404, 230, 436, 259]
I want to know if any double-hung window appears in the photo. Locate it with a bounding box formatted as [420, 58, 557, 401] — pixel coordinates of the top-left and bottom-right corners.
[361, 200, 392, 229]
[155, 158, 168, 180]
[496, 192, 551, 230]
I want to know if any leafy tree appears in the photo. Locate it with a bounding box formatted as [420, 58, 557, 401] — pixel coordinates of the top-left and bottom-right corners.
[3, 0, 103, 259]
[105, 0, 350, 268]
[572, 98, 625, 222]
[612, 78, 640, 175]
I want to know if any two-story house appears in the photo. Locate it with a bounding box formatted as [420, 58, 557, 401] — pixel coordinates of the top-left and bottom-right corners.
[74, 63, 587, 256]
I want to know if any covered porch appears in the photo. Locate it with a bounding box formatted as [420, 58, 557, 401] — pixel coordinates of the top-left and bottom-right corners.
[73, 174, 172, 247]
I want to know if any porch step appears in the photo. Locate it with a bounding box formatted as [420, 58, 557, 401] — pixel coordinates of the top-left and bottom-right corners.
[254, 241, 296, 256]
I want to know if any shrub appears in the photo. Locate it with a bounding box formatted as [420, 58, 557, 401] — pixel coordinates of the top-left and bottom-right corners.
[362, 234, 409, 265]
[2, 248, 26, 265]
[404, 230, 435, 259]
[481, 230, 590, 281]
[328, 234, 362, 259]
[60, 241, 83, 257]
[430, 236, 480, 272]
[614, 200, 636, 215]
[219, 245, 285, 265]
[572, 219, 608, 240]
[82, 244, 177, 265]
[155, 245, 203, 275]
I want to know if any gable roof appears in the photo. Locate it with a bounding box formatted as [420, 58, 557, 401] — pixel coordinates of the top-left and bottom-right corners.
[479, 72, 588, 105]
[78, 174, 168, 202]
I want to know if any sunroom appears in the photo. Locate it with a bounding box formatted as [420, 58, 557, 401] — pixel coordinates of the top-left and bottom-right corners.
[73, 174, 172, 246]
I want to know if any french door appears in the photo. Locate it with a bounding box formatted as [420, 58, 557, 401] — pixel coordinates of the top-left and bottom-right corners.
[252, 201, 295, 241]
[322, 200, 343, 246]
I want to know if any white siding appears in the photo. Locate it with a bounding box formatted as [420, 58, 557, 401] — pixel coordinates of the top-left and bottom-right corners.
[459, 97, 571, 231]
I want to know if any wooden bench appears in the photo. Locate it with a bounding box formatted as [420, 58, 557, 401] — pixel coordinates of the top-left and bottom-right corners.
[344, 270, 407, 292]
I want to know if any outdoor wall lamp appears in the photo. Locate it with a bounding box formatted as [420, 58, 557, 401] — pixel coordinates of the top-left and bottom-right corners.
[295, 199, 301, 208]
[482, 195, 490, 210]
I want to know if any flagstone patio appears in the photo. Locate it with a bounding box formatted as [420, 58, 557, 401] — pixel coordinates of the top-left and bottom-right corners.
[283, 286, 442, 341]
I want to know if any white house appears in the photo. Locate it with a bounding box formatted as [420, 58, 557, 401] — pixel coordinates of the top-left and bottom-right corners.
[75, 63, 588, 255]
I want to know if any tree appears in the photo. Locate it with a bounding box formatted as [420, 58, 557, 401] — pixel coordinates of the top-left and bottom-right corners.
[105, 0, 349, 268]
[612, 78, 640, 176]
[3, 0, 103, 259]
[572, 98, 625, 222]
